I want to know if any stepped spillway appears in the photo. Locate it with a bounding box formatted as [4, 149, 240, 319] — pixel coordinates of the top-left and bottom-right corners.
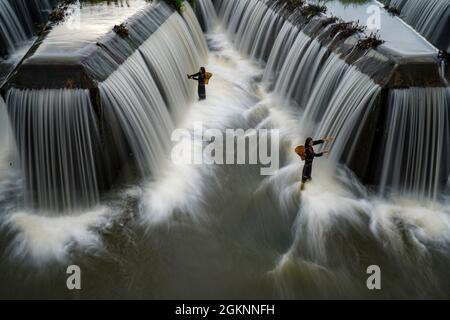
[382, 0, 450, 52]
[214, 0, 450, 199]
[0, 0, 59, 85]
[0, 0, 450, 300]
[1, 0, 207, 212]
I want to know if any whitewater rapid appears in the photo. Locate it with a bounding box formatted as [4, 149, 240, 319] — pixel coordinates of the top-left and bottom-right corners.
[1, 16, 450, 299]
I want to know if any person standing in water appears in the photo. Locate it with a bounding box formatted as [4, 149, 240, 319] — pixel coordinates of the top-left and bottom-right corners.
[188, 67, 212, 100]
[299, 136, 333, 191]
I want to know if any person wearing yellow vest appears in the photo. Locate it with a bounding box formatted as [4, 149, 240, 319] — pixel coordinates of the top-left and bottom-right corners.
[188, 67, 213, 100]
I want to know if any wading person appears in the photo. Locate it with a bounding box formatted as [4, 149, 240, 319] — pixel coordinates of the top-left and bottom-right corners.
[188, 67, 212, 100]
[296, 136, 333, 191]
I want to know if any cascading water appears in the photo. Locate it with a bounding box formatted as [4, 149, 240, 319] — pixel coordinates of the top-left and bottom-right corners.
[0, 0, 28, 55]
[5, 89, 101, 211]
[380, 88, 450, 199]
[97, 3, 207, 180]
[384, 0, 450, 51]
[98, 54, 175, 178]
[313, 69, 381, 165]
[262, 21, 300, 84]
[97, 11, 203, 177]
[0, 96, 15, 175]
[1, 0, 450, 300]
[0, 0, 56, 57]
[196, 0, 218, 31]
[2, 1, 207, 212]
[273, 35, 328, 108]
[216, 0, 285, 61]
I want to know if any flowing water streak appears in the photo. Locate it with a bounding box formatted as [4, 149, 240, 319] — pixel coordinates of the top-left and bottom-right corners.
[182, 2, 209, 62]
[249, 1, 285, 61]
[215, 0, 285, 61]
[7, 0, 56, 33]
[0, 0, 57, 56]
[440, 60, 449, 87]
[215, 0, 250, 35]
[274, 35, 329, 108]
[262, 20, 301, 85]
[300, 54, 350, 125]
[0, 0, 29, 54]
[0, 96, 15, 174]
[196, 0, 219, 31]
[98, 49, 175, 178]
[314, 69, 381, 163]
[380, 88, 450, 199]
[5, 89, 100, 212]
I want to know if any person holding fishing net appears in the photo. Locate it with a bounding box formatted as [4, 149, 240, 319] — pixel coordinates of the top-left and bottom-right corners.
[295, 136, 333, 191]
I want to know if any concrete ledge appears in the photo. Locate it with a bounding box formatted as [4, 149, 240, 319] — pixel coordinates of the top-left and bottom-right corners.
[2, 1, 174, 92]
[264, 0, 448, 88]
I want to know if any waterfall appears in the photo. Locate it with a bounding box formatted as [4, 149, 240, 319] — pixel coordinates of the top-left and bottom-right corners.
[0, 0, 56, 57]
[215, 0, 285, 61]
[314, 70, 381, 163]
[300, 55, 351, 125]
[0, 0, 29, 56]
[3, 2, 207, 212]
[262, 23, 382, 169]
[385, 0, 450, 51]
[440, 60, 449, 87]
[0, 96, 15, 175]
[183, 2, 209, 61]
[380, 88, 450, 199]
[196, 0, 219, 31]
[269, 30, 382, 177]
[5, 89, 100, 211]
[262, 21, 300, 85]
[274, 35, 329, 108]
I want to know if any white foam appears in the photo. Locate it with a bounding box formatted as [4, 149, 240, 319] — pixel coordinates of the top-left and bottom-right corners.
[2, 207, 112, 265]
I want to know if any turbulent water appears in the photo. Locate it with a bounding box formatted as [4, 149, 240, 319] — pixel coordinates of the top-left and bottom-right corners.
[0, 0, 450, 299]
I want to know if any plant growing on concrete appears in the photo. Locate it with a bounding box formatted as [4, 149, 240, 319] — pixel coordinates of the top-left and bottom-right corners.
[357, 32, 385, 50]
[163, 0, 197, 13]
[320, 15, 339, 27]
[113, 23, 129, 37]
[300, 3, 327, 20]
[282, 0, 305, 11]
[65, 79, 77, 89]
[48, 0, 78, 23]
[48, 8, 66, 22]
[330, 19, 366, 39]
